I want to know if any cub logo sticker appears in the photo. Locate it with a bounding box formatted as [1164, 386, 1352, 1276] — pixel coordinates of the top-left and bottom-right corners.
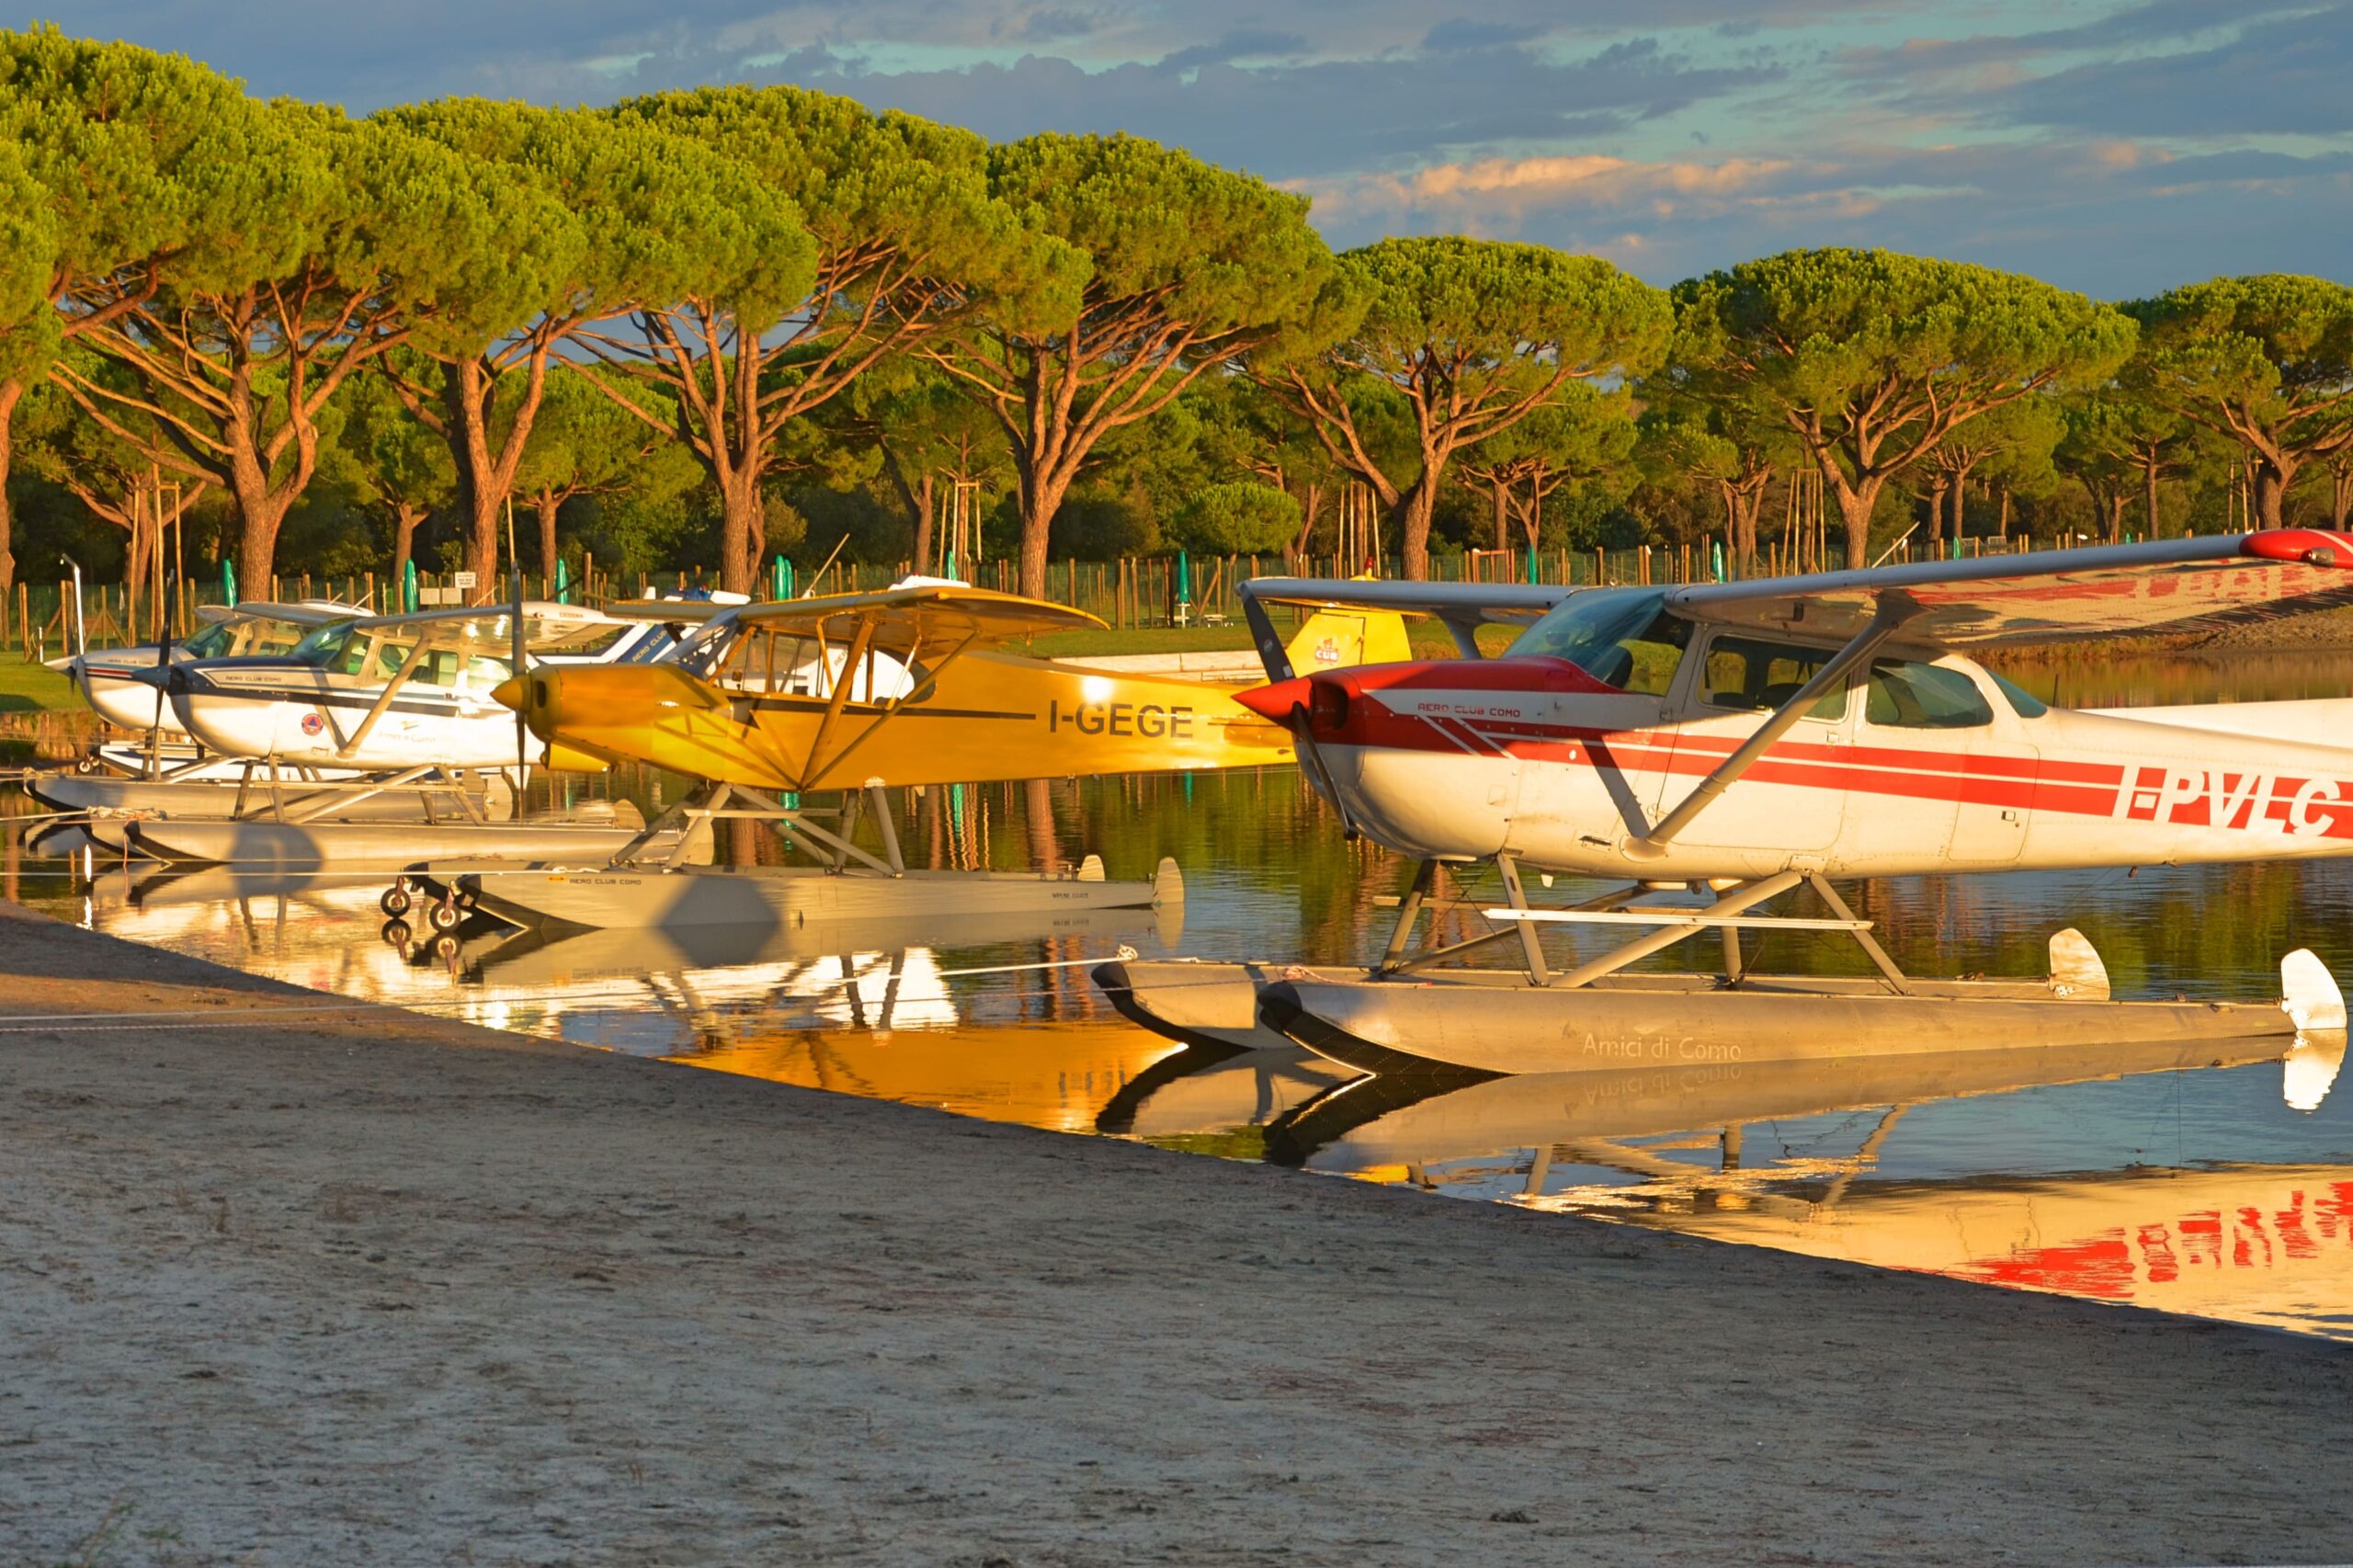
[300, 710, 326, 736]
[1312, 637, 1342, 665]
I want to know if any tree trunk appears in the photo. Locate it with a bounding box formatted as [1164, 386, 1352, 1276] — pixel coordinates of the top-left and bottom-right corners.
[0, 379, 20, 595]
[1829, 472, 1882, 570]
[1015, 465, 1074, 601]
[911, 472, 935, 576]
[536, 490, 561, 580]
[2254, 456, 2297, 529]
[2332, 465, 2352, 530]
[236, 502, 289, 590]
[1289, 481, 1324, 566]
[718, 470, 765, 597]
[449, 362, 502, 600]
[392, 504, 423, 588]
[226, 444, 295, 590]
[1732, 488, 1762, 576]
[1395, 472, 1441, 581]
[1925, 476, 1949, 548]
[1948, 474, 1967, 548]
[447, 357, 554, 602]
[1490, 478, 1510, 551]
[2146, 459, 2165, 539]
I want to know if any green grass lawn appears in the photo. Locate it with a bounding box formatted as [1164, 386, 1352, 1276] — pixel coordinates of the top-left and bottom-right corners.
[0, 659, 78, 715]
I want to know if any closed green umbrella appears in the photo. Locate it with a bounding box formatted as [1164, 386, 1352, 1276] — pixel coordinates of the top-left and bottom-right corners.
[402, 558, 418, 613]
[555, 557, 571, 606]
[222, 559, 237, 608]
[1175, 550, 1191, 617]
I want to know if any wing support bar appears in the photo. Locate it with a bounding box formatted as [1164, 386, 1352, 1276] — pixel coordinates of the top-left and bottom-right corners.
[1629, 597, 1915, 857]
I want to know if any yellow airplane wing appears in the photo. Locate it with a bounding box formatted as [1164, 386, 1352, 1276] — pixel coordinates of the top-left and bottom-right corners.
[735, 583, 1107, 652]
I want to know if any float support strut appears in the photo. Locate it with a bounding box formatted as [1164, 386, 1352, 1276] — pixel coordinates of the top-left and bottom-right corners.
[1496, 853, 1550, 986]
[1804, 873, 1910, 995]
[1551, 870, 1804, 990]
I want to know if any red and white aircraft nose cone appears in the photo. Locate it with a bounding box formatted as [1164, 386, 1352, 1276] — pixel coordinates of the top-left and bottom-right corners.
[1235, 677, 1312, 724]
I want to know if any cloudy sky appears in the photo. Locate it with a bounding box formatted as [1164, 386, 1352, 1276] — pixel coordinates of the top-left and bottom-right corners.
[62, 0, 2353, 296]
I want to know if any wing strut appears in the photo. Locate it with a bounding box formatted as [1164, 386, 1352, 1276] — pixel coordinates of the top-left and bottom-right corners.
[1629, 597, 1915, 857]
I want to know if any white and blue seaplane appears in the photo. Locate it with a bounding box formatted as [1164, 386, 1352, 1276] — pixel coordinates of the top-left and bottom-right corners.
[1098, 528, 2353, 1075]
[61, 602, 692, 869]
[52, 598, 362, 739]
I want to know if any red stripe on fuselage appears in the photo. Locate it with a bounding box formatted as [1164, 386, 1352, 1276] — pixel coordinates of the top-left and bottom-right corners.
[1336, 693, 2353, 841]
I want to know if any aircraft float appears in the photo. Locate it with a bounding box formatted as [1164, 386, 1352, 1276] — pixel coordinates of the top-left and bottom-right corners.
[1098, 528, 2353, 1076]
[391, 580, 1408, 935]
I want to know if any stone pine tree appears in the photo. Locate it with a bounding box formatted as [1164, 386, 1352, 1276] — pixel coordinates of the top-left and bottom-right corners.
[923, 131, 1331, 598]
[382, 100, 802, 595]
[1673, 249, 2135, 568]
[0, 30, 260, 594]
[59, 103, 545, 585]
[588, 85, 1048, 595]
[2123, 275, 2353, 530]
[1255, 237, 1668, 579]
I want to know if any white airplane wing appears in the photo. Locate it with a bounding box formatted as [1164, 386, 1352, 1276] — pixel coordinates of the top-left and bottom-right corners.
[1665, 528, 2353, 650]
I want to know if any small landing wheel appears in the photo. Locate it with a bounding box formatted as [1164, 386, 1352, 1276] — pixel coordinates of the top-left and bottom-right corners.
[381, 918, 412, 947]
[380, 885, 413, 917]
[426, 899, 461, 933]
[430, 933, 459, 961]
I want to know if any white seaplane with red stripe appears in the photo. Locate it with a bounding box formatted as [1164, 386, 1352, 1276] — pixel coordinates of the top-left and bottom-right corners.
[1096, 529, 2353, 1085]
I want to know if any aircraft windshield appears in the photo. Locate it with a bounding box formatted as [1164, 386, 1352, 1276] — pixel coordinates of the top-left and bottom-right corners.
[180, 621, 235, 658]
[1508, 589, 1690, 695]
[287, 622, 357, 667]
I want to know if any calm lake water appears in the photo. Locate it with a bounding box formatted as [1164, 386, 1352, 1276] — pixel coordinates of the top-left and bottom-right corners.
[6, 648, 2353, 1341]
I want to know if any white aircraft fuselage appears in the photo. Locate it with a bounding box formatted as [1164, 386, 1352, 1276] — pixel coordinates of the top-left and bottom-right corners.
[167, 611, 676, 771]
[1251, 590, 2353, 882]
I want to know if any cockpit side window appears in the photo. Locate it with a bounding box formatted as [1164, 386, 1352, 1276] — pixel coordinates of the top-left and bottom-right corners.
[1698, 634, 1847, 722]
[1507, 589, 1690, 696]
[1863, 659, 1995, 729]
[181, 621, 233, 658]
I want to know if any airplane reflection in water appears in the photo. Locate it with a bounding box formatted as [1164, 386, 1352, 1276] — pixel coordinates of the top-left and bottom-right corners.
[1259, 1034, 2353, 1338]
[57, 862, 1186, 1046]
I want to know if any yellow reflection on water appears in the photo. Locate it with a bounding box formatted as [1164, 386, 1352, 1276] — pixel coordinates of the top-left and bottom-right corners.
[666, 1022, 1189, 1133]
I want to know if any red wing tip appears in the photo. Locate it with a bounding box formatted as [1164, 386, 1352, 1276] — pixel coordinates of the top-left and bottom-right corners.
[2245, 528, 2353, 569]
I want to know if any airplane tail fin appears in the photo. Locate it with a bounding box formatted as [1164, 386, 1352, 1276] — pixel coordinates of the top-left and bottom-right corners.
[1279, 606, 1414, 677]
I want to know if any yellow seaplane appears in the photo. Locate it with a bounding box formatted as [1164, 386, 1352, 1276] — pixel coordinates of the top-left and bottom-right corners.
[402, 580, 1406, 934]
[497, 580, 1407, 791]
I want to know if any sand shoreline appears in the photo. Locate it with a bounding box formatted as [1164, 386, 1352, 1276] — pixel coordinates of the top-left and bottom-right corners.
[5, 897, 2352, 1566]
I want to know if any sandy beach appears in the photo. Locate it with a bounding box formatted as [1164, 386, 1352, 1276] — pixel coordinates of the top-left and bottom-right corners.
[5, 897, 2352, 1567]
